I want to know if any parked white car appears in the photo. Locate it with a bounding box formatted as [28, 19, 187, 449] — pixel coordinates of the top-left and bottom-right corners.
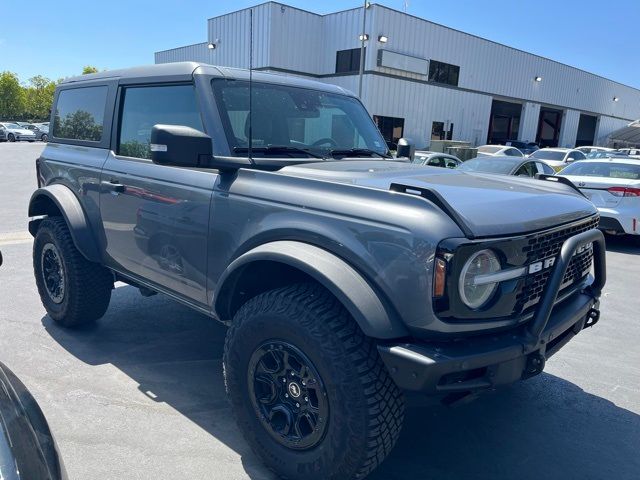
[475, 144, 523, 158]
[617, 148, 640, 158]
[0, 122, 37, 142]
[558, 158, 640, 236]
[529, 148, 586, 169]
[576, 146, 614, 155]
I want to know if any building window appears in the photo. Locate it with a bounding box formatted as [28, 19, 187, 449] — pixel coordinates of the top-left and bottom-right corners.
[336, 48, 364, 74]
[373, 115, 404, 149]
[431, 122, 454, 141]
[428, 60, 460, 86]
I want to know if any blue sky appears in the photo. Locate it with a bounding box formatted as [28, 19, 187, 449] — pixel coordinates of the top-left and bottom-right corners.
[1, 0, 639, 88]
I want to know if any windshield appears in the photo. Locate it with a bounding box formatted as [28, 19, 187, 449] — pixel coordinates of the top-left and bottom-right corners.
[212, 79, 388, 158]
[560, 162, 640, 179]
[587, 151, 619, 159]
[530, 150, 565, 161]
[457, 158, 516, 174]
[477, 146, 502, 154]
[5, 123, 20, 129]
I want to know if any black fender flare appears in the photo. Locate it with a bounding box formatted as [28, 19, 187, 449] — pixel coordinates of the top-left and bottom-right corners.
[28, 184, 102, 262]
[214, 241, 409, 339]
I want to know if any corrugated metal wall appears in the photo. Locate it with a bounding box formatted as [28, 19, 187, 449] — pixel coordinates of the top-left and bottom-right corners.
[327, 75, 492, 148]
[154, 2, 640, 147]
[155, 42, 211, 64]
[367, 5, 640, 121]
[559, 110, 581, 147]
[595, 116, 631, 146]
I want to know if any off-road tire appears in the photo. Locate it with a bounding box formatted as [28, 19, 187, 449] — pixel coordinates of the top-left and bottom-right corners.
[33, 217, 112, 327]
[223, 282, 405, 480]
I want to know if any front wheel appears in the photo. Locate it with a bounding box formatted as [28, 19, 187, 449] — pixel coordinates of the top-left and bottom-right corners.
[7, 133, 15, 142]
[33, 217, 113, 327]
[224, 283, 405, 480]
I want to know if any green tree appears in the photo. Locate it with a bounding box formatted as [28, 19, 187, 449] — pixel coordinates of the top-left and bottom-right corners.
[56, 110, 102, 141]
[82, 66, 99, 75]
[23, 75, 56, 121]
[0, 71, 25, 121]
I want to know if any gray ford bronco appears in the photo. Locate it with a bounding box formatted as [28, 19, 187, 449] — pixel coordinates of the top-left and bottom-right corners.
[29, 62, 606, 479]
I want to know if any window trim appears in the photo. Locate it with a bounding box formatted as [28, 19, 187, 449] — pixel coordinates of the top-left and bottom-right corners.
[112, 81, 204, 161]
[50, 82, 116, 149]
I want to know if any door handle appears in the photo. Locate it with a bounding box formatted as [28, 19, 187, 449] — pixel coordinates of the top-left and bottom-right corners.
[102, 179, 126, 194]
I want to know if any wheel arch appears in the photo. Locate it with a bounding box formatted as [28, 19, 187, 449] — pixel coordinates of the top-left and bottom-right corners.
[214, 241, 409, 339]
[28, 185, 102, 262]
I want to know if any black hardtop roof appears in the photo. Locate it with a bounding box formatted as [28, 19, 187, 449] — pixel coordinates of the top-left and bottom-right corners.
[60, 62, 354, 96]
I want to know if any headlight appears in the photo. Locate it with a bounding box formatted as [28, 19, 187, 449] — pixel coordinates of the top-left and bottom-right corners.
[458, 249, 501, 309]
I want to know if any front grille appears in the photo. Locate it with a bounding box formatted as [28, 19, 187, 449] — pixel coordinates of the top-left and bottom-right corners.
[516, 216, 599, 313]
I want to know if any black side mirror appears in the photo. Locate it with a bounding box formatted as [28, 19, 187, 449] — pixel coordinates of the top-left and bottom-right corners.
[150, 124, 212, 167]
[396, 138, 415, 160]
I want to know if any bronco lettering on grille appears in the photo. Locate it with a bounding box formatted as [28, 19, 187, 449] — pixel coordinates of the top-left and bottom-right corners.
[527, 242, 593, 275]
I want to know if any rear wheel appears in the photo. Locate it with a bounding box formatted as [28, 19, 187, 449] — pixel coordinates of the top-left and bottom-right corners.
[33, 217, 113, 327]
[224, 283, 405, 480]
[41, 133, 48, 142]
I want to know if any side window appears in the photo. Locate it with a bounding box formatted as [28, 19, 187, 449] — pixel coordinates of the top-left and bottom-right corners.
[428, 156, 445, 167]
[505, 148, 522, 157]
[537, 162, 554, 175]
[444, 158, 459, 169]
[515, 162, 536, 177]
[118, 84, 203, 159]
[52, 86, 108, 142]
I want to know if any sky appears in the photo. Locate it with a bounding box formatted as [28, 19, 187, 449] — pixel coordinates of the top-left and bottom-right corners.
[1, 0, 639, 88]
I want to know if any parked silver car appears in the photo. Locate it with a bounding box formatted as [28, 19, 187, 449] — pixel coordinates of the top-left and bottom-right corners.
[475, 144, 524, 158]
[528, 147, 586, 170]
[0, 122, 37, 142]
[21, 122, 49, 142]
[412, 150, 462, 168]
[457, 155, 555, 177]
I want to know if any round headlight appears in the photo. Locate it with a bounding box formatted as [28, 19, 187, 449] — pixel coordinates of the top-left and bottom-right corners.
[459, 249, 501, 309]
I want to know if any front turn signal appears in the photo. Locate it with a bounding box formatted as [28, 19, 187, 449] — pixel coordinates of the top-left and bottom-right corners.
[433, 257, 447, 298]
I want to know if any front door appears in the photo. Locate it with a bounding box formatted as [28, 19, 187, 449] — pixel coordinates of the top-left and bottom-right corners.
[99, 83, 216, 305]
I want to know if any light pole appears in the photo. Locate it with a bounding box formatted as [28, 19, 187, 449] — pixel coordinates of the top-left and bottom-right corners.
[358, 1, 368, 98]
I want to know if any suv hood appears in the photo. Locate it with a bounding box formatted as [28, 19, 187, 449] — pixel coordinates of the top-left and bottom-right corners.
[280, 160, 596, 237]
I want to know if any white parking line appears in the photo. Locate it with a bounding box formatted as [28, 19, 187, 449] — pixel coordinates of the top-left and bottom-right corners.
[0, 231, 33, 246]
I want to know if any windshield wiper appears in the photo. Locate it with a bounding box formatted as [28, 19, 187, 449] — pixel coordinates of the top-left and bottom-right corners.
[327, 148, 392, 159]
[234, 145, 324, 159]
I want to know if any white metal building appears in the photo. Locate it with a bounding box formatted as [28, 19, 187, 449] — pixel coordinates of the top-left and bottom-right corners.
[155, 2, 640, 149]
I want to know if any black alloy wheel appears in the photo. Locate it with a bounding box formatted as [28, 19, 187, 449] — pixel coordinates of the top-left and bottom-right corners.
[248, 340, 329, 450]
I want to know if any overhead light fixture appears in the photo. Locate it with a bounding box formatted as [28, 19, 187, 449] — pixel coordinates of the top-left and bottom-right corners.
[207, 42, 216, 50]
[378, 35, 388, 43]
[534, 76, 542, 82]
[613, 96, 619, 102]
[359, 34, 369, 41]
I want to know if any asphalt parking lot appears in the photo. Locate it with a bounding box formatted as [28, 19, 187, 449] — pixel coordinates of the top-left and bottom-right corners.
[1, 142, 639, 480]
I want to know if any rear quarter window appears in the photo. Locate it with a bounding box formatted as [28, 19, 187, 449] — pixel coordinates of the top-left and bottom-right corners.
[52, 86, 108, 142]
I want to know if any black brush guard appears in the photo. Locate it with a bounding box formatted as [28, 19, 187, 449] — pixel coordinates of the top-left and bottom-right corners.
[378, 229, 606, 397]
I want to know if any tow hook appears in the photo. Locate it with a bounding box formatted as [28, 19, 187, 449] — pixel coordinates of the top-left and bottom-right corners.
[522, 353, 546, 379]
[584, 308, 600, 329]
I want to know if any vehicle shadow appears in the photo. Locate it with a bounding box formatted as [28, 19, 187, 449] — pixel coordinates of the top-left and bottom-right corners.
[370, 375, 640, 480]
[604, 234, 640, 255]
[43, 285, 640, 480]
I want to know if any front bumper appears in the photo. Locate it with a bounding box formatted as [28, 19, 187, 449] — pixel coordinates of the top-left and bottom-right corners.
[379, 229, 606, 396]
